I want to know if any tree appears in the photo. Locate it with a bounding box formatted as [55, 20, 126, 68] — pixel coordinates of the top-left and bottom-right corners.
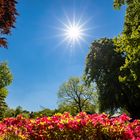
[34, 108, 55, 117]
[0, 0, 18, 48]
[85, 37, 140, 118]
[4, 106, 30, 118]
[57, 103, 78, 115]
[14, 106, 24, 117]
[84, 0, 140, 118]
[114, 0, 140, 95]
[0, 62, 12, 119]
[113, 0, 140, 118]
[85, 38, 126, 114]
[0, 88, 8, 119]
[4, 107, 15, 118]
[57, 77, 97, 113]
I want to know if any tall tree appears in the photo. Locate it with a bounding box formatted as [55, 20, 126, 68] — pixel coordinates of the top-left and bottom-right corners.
[85, 38, 125, 114]
[114, 0, 140, 90]
[85, 37, 140, 118]
[0, 0, 18, 48]
[57, 77, 97, 113]
[113, 0, 140, 118]
[0, 62, 12, 119]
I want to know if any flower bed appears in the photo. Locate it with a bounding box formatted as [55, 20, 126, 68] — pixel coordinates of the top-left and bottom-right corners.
[0, 112, 140, 140]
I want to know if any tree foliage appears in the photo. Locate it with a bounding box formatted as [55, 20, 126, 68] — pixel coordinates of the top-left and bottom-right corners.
[0, 0, 18, 48]
[85, 38, 125, 114]
[85, 0, 140, 118]
[34, 108, 55, 118]
[114, 0, 140, 85]
[57, 77, 97, 113]
[4, 106, 30, 118]
[85, 37, 140, 118]
[113, 0, 140, 118]
[4, 107, 15, 118]
[0, 62, 12, 119]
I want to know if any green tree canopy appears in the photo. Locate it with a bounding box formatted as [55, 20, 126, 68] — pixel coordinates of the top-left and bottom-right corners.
[85, 38, 125, 114]
[0, 62, 12, 119]
[113, 0, 140, 118]
[34, 108, 55, 118]
[85, 37, 140, 118]
[57, 77, 97, 113]
[114, 0, 140, 86]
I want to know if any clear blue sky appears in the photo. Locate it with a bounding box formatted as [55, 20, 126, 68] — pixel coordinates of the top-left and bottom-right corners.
[0, 0, 125, 111]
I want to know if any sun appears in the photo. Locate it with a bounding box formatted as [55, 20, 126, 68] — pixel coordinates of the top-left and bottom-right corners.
[64, 23, 83, 43]
[56, 13, 90, 48]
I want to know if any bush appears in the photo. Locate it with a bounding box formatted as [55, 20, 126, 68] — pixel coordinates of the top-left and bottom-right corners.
[0, 112, 140, 140]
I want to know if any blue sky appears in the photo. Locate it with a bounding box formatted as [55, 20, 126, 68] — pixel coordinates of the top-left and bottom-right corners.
[0, 0, 125, 111]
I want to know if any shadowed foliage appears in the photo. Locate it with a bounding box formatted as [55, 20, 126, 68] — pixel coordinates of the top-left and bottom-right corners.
[85, 38, 125, 114]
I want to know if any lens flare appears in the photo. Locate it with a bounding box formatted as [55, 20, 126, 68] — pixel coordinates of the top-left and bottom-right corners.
[55, 11, 94, 51]
[64, 23, 83, 43]
[56, 12, 92, 48]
